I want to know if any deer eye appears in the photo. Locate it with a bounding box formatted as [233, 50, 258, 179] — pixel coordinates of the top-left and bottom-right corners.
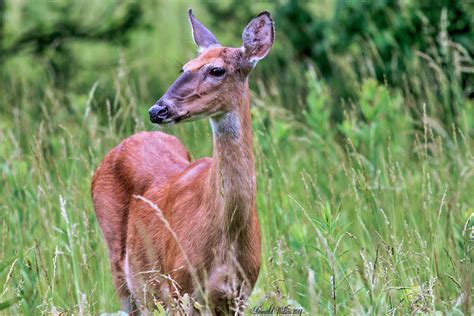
[209, 67, 225, 77]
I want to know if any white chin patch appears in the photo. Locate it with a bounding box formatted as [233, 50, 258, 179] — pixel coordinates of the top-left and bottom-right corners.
[210, 112, 240, 139]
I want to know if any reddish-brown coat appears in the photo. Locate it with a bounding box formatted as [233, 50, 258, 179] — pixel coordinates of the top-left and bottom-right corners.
[92, 80, 261, 314]
[91, 131, 191, 300]
[92, 10, 273, 314]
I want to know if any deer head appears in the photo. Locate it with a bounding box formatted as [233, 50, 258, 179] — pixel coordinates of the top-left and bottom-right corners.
[149, 9, 274, 125]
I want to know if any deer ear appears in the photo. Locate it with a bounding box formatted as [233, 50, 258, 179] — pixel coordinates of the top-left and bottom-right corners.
[242, 11, 275, 64]
[188, 9, 220, 52]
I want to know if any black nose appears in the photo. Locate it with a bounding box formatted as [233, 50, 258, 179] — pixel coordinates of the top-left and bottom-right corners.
[149, 100, 170, 123]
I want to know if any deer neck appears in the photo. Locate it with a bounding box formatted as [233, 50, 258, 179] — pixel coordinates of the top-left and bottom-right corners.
[208, 80, 255, 241]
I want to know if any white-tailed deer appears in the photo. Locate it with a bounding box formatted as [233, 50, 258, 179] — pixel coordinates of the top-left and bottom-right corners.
[92, 9, 274, 314]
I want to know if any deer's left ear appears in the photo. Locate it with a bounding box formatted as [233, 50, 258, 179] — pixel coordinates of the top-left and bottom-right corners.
[188, 9, 220, 52]
[242, 11, 275, 64]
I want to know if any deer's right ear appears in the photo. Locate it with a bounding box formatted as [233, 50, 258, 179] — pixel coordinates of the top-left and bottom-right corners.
[188, 9, 220, 52]
[242, 11, 275, 65]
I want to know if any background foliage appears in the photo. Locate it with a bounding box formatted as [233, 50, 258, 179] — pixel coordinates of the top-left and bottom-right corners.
[1, 0, 473, 314]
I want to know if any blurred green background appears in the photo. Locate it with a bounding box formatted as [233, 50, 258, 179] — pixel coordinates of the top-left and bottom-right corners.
[0, 0, 473, 314]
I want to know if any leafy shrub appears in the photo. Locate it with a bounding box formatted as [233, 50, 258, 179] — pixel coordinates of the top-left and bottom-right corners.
[206, 0, 473, 127]
[340, 79, 410, 158]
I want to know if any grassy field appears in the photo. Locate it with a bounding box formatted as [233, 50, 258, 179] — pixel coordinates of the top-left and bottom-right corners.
[1, 0, 473, 315]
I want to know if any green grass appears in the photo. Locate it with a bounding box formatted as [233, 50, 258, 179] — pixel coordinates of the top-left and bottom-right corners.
[1, 70, 473, 314]
[1, 0, 473, 315]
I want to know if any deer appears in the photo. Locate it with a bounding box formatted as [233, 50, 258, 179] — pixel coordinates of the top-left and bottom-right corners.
[91, 9, 274, 315]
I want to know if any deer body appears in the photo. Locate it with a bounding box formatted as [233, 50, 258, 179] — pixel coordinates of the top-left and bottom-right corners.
[92, 10, 274, 314]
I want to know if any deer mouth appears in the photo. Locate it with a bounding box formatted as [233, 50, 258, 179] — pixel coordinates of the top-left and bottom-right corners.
[149, 100, 190, 125]
[153, 111, 191, 125]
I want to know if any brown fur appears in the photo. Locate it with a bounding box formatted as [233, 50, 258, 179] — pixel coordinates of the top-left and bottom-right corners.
[92, 51, 260, 314]
[91, 132, 190, 306]
[92, 11, 273, 314]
